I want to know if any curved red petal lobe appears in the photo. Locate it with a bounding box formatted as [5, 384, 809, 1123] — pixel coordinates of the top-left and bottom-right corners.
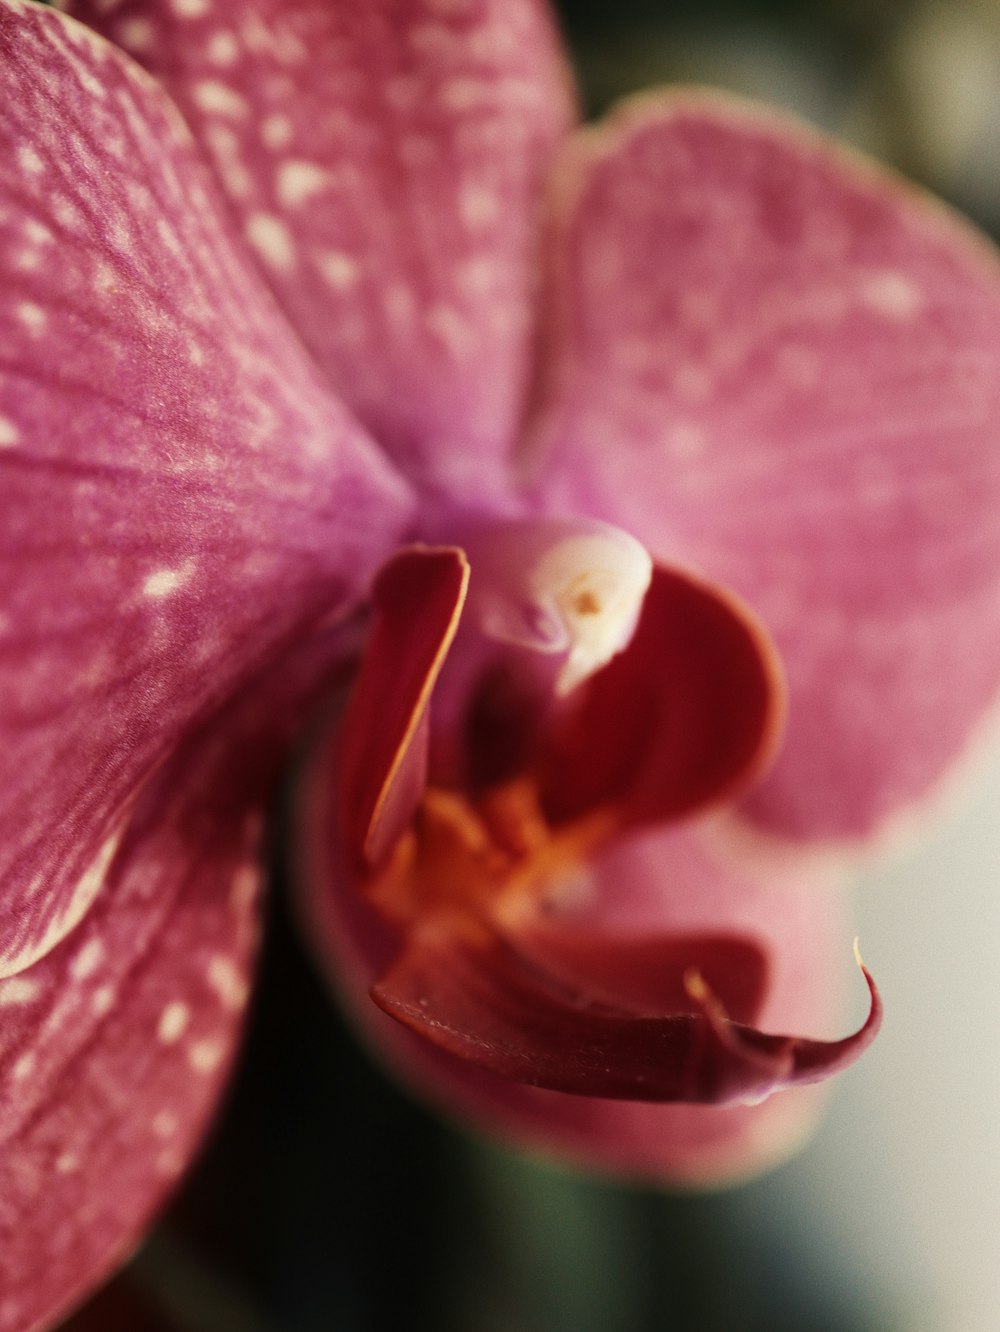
[0, 1, 410, 976]
[508, 926, 768, 1022]
[529, 92, 1000, 841]
[372, 925, 879, 1105]
[66, 0, 576, 493]
[340, 547, 469, 869]
[538, 564, 785, 827]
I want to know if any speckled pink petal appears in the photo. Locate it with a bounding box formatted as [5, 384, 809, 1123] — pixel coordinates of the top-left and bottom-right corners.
[0, 0, 411, 977]
[0, 628, 345, 1332]
[66, 0, 577, 495]
[528, 93, 1000, 841]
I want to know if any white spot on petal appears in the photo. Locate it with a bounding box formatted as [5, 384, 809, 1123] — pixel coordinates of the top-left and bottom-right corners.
[55, 1153, 79, 1174]
[206, 954, 249, 1011]
[0, 977, 41, 1007]
[261, 114, 293, 150]
[117, 17, 156, 51]
[245, 212, 295, 272]
[152, 1110, 179, 1138]
[188, 1037, 225, 1073]
[17, 145, 44, 176]
[70, 938, 104, 981]
[143, 560, 195, 599]
[16, 302, 46, 335]
[206, 30, 239, 65]
[276, 160, 330, 208]
[317, 249, 360, 291]
[0, 418, 20, 448]
[229, 865, 258, 911]
[12, 1052, 36, 1081]
[172, 0, 210, 17]
[157, 1001, 190, 1044]
[861, 270, 924, 321]
[459, 184, 498, 228]
[192, 79, 249, 119]
[91, 985, 115, 1016]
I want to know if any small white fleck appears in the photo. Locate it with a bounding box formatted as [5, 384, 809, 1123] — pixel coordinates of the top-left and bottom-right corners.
[55, 1153, 79, 1175]
[316, 249, 360, 291]
[206, 29, 239, 65]
[157, 1001, 190, 1044]
[229, 865, 259, 914]
[91, 985, 115, 1017]
[0, 418, 20, 449]
[276, 160, 330, 208]
[192, 79, 249, 119]
[172, 0, 210, 17]
[206, 954, 249, 1011]
[459, 184, 498, 228]
[17, 145, 44, 176]
[245, 212, 296, 272]
[142, 560, 195, 599]
[12, 1052, 36, 1081]
[188, 1037, 225, 1073]
[117, 16, 156, 51]
[0, 977, 41, 1007]
[861, 270, 924, 321]
[70, 939, 104, 982]
[16, 302, 46, 335]
[24, 218, 53, 246]
[261, 114, 293, 151]
[152, 1110, 178, 1138]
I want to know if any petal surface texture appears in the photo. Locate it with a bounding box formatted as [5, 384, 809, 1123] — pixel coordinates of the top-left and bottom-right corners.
[0, 634, 341, 1332]
[67, 0, 577, 493]
[529, 94, 1000, 841]
[0, 0, 411, 976]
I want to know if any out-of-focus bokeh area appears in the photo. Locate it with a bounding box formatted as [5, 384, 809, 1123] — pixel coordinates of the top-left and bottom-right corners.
[62, 2, 1000, 1329]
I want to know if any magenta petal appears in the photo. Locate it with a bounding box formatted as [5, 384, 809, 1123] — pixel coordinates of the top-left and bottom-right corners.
[67, 0, 577, 492]
[0, 631, 333, 1332]
[530, 93, 1000, 840]
[0, 1, 411, 975]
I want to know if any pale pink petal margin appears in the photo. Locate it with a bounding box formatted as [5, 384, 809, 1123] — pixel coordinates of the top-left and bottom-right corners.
[65, 0, 577, 494]
[0, 0, 411, 976]
[527, 92, 1000, 842]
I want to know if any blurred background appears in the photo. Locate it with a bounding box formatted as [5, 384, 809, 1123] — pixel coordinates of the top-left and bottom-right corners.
[63, 2, 1000, 1329]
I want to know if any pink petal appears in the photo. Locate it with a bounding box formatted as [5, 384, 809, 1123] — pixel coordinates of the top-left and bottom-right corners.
[0, 622, 344, 1332]
[66, 0, 577, 493]
[528, 93, 1000, 841]
[0, 1, 411, 975]
[371, 923, 878, 1103]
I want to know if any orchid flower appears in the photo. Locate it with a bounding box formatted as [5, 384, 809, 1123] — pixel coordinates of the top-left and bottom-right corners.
[3, 0, 1000, 1327]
